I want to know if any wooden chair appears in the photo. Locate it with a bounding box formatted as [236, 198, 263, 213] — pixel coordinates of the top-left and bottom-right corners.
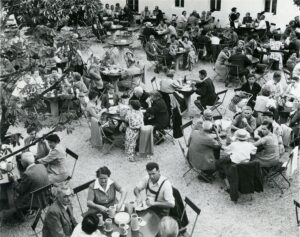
[65, 148, 79, 181]
[178, 141, 211, 183]
[179, 197, 201, 237]
[31, 208, 43, 237]
[73, 180, 94, 215]
[181, 120, 193, 147]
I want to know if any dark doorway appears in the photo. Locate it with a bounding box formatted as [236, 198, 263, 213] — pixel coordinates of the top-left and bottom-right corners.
[127, 0, 139, 12]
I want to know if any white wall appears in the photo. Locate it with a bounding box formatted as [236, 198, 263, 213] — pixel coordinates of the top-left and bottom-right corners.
[101, 0, 299, 30]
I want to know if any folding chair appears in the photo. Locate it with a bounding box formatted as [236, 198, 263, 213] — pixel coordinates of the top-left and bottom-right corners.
[181, 120, 193, 147]
[262, 146, 298, 194]
[210, 89, 228, 117]
[294, 200, 300, 226]
[29, 183, 54, 214]
[155, 127, 175, 145]
[151, 77, 159, 90]
[65, 148, 79, 181]
[178, 141, 211, 183]
[226, 64, 243, 86]
[31, 208, 43, 237]
[179, 197, 201, 237]
[73, 180, 94, 215]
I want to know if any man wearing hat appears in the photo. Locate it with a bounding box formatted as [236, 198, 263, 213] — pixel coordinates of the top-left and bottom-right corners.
[37, 134, 69, 184]
[11, 152, 49, 219]
[43, 186, 77, 237]
[231, 106, 256, 134]
[224, 129, 257, 164]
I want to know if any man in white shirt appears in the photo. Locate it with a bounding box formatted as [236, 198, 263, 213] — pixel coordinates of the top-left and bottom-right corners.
[256, 15, 267, 30]
[134, 162, 175, 217]
[263, 71, 283, 99]
[224, 129, 257, 164]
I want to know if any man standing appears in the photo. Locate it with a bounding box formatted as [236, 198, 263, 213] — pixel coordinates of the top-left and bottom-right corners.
[193, 70, 218, 112]
[43, 186, 77, 237]
[229, 7, 238, 28]
[134, 162, 175, 217]
[12, 152, 49, 219]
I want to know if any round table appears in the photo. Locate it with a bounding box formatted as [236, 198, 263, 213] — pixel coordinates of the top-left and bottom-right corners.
[108, 39, 133, 48]
[99, 209, 160, 237]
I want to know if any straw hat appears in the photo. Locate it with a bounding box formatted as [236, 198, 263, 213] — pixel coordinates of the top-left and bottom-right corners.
[235, 129, 250, 141]
[145, 22, 153, 27]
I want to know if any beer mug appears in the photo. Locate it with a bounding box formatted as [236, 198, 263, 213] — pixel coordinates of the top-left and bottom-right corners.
[108, 205, 116, 218]
[97, 213, 104, 226]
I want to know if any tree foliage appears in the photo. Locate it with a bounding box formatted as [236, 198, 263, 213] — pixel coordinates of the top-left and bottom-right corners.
[0, 25, 88, 155]
[294, 0, 300, 7]
[1, 0, 103, 28]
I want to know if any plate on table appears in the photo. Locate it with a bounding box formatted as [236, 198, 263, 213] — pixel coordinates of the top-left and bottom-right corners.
[114, 212, 130, 225]
[135, 201, 149, 211]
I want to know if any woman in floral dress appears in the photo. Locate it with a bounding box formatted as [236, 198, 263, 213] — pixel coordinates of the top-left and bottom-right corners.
[125, 100, 144, 162]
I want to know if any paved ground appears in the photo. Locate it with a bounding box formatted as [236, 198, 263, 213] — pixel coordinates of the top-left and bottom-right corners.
[1, 36, 299, 237]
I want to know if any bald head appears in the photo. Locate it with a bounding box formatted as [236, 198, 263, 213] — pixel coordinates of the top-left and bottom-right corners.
[21, 152, 35, 168]
[134, 86, 143, 97]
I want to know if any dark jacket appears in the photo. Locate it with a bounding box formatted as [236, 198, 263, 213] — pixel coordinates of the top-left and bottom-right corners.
[228, 53, 252, 72]
[101, 93, 119, 109]
[242, 16, 253, 24]
[15, 164, 49, 209]
[43, 201, 77, 237]
[195, 78, 218, 107]
[130, 91, 150, 109]
[240, 82, 261, 100]
[227, 161, 263, 202]
[145, 98, 169, 129]
[169, 187, 189, 229]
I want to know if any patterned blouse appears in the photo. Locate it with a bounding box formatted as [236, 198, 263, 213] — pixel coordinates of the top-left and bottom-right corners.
[125, 109, 144, 130]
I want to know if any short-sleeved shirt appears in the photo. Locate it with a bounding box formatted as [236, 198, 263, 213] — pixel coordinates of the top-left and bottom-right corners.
[225, 141, 257, 164]
[136, 176, 175, 206]
[232, 114, 256, 133]
[87, 178, 119, 209]
[255, 133, 280, 167]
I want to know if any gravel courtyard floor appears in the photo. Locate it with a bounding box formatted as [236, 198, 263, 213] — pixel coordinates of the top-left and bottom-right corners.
[0, 38, 299, 237]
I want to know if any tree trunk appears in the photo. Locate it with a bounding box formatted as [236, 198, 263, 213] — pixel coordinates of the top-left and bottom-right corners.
[0, 104, 12, 143]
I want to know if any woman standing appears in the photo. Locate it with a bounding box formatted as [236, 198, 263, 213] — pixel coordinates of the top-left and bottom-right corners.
[179, 36, 197, 70]
[214, 47, 230, 79]
[125, 100, 144, 162]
